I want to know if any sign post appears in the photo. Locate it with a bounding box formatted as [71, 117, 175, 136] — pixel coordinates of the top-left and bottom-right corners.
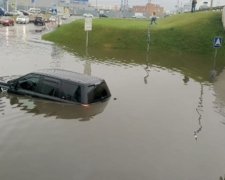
[84, 17, 92, 48]
[213, 36, 223, 62]
[213, 37, 222, 48]
[211, 37, 223, 80]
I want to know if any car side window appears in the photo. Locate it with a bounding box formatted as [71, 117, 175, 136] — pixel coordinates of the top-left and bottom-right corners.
[18, 74, 40, 92]
[60, 81, 81, 102]
[39, 77, 60, 97]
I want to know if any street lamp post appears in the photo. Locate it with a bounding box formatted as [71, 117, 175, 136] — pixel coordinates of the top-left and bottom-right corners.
[210, 0, 213, 7]
[5, 0, 9, 12]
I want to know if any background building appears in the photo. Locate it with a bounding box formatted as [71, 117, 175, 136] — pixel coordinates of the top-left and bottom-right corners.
[132, 3, 164, 17]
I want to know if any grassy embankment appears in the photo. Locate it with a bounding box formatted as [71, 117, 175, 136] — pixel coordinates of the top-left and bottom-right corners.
[43, 11, 225, 56]
[42, 11, 225, 81]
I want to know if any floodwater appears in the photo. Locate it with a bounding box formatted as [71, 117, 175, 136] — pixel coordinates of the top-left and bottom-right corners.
[0, 21, 225, 180]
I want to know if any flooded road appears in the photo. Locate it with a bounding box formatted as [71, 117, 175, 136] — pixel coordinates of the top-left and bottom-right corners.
[1, 22, 225, 180]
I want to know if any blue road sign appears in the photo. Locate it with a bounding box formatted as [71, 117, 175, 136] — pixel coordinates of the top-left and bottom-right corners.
[213, 37, 223, 48]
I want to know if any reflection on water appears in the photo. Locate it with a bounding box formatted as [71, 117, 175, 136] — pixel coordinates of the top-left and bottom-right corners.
[84, 47, 92, 76]
[144, 63, 150, 84]
[51, 45, 64, 61]
[144, 22, 151, 85]
[0, 96, 5, 113]
[194, 83, 204, 141]
[183, 75, 189, 84]
[213, 69, 225, 118]
[210, 48, 219, 82]
[0, 93, 109, 120]
[76, 49, 223, 82]
[50, 45, 64, 68]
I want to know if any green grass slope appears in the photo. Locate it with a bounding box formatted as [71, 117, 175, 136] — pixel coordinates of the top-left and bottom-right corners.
[151, 11, 225, 55]
[43, 11, 225, 56]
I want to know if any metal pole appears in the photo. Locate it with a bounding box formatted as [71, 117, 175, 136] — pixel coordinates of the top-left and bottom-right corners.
[6, 0, 9, 12]
[210, 0, 213, 7]
[86, 31, 89, 49]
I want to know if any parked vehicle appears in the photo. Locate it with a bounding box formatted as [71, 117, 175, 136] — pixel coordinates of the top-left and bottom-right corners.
[99, 14, 108, 18]
[49, 16, 57, 22]
[132, 13, 146, 19]
[0, 17, 14, 26]
[34, 16, 45, 26]
[199, 2, 209, 10]
[0, 69, 111, 105]
[28, 8, 41, 14]
[5, 10, 23, 16]
[16, 15, 29, 24]
[83, 13, 94, 18]
[0, 7, 5, 16]
[19, 10, 30, 16]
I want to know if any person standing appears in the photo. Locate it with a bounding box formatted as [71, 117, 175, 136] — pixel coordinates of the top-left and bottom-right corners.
[191, 0, 197, 12]
[151, 12, 157, 25]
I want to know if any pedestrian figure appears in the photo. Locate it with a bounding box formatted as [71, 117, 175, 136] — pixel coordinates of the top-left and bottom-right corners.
[191, 0, 197, 12]
[151, 12, 157, 25]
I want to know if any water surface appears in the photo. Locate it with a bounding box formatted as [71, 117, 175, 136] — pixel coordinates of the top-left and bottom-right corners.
[0, 22, 225, 180]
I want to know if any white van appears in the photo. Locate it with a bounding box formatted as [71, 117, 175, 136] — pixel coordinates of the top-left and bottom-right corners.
[28, 8, 41, 14]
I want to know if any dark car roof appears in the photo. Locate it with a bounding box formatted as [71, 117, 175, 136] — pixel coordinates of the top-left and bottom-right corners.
[34, 69, 103, 85]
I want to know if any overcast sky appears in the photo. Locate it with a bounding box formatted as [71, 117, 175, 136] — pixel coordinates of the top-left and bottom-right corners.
[89, 0, 225, 11]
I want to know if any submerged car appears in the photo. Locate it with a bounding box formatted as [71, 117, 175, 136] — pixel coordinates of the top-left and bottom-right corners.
[0, 69, 111, 105]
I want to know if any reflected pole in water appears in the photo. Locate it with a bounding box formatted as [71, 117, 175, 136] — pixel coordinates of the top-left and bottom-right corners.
[51, 45, 63, 68]
[210, 48, 218, 82]
[144, 22, 151, 84]
[183, 75, 189, 85]
[194, 83, 204, 141]
[219, 175, 225, 180]
[84, 43, 91, 76]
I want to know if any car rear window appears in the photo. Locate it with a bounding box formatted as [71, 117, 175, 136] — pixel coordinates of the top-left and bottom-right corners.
[87, 81, 111, 103]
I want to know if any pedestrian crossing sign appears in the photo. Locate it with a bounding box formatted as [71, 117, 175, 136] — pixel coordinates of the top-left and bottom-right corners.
[213, 37, 223, 48]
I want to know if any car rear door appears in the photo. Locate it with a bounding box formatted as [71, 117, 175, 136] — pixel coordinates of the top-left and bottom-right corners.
[37, 76, 61, 101]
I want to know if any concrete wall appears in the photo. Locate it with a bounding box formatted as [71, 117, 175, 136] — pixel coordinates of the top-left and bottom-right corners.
[223, 7, 225, 29]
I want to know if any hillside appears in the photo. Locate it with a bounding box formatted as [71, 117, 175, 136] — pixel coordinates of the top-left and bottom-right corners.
[42, 11, 225, 82]
[43, 11, 225, 56]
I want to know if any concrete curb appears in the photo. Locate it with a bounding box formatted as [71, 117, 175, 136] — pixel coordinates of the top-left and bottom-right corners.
[223, 7, 225, 29]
